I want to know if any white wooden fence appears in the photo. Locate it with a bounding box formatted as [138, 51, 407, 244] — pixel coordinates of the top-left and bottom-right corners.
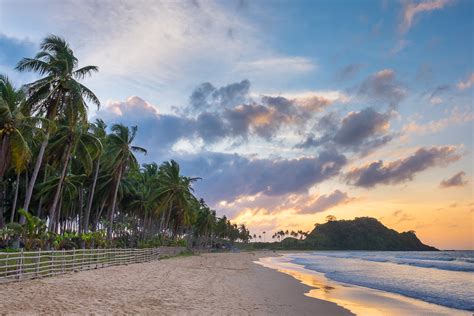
[0, 247, 185, 284]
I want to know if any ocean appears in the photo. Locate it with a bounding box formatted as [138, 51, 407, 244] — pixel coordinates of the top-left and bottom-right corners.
[260, 251, 474, 313]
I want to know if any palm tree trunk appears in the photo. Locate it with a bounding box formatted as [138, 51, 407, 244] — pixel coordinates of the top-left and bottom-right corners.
[84, 159, 100, 233]
[159, 210, 165, 235]
[10, 172, 21, 223]
[107, 167, 123, 240]
[164, 203, 173, 237]
[78, 185, 84, 233]
[93, 200, 106, 232]
[48, 142, 72, 231]
[0, 135, 10, 179]
[37, 167, 48, 219]
[0, 182, 5, 229]
[23, 134, 49, 211]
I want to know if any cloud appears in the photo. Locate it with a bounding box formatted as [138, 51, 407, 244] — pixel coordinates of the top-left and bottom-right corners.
[4, 1, 313, 107]
[392, 209, 415, 223]
[178, 150, 347, 205]
[346, 146, 461, 188]
[336, 64, 364, 80]
[428, 84, 450, 104]
[402, 106, 474, 136]
[235, 56, 316, 76]
[457, 73, 474, 90]
[296, 107, 394, 155]
[97, 79, 346, 157]
[440, 171, 468, 188]
[358, 69, 406, 108]
[299, 190, 352, 214]
[185, 80, 339, 143]
[400, 0, 453, 33]
[188, 80, 251, 113]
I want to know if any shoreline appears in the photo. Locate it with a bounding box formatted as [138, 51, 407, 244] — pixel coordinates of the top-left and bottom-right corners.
[0, 251, 351, 315]
[259, 252, 471, 315]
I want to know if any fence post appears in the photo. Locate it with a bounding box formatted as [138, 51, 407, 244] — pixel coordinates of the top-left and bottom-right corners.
[50, 250, 54, 276]
[72, 248, 76, 272]
[89, 248, 92, 270]
[35, 248, 41, 278]
[61, 249, 65, 274]
[17, 248, 24, 280]
[4, 252, 9, 278]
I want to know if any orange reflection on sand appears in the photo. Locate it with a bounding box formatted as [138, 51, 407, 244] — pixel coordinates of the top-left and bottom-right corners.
[257, 256, 469, 316]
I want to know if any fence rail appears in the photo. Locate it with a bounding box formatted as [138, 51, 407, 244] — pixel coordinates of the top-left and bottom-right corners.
[0, 247, 185, 284]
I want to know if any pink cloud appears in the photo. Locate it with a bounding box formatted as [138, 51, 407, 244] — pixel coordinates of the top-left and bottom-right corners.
[457, 73, 474, 90]
[400, 0, 453, 33]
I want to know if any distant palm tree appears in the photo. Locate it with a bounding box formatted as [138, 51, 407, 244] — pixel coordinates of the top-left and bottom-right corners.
[83, 119, 106, 232]
[104, 124, 146, 239]
[16, 35, 100, 212]
[155, 160, 200, 237]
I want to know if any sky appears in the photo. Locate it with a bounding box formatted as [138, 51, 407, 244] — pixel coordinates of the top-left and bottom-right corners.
[0, 0, 473, 249]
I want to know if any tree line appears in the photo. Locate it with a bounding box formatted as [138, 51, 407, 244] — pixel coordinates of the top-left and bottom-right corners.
[0, 35, 251, 250]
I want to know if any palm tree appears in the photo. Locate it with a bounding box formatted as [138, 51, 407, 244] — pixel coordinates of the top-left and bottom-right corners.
[83, 119, 106, 232]
[45, 118, 101, 231]
[103, 124, 146, 239]
[155, 160, 200, 238]
[0, 75, 35, 227]
[16, 35, 100, 212]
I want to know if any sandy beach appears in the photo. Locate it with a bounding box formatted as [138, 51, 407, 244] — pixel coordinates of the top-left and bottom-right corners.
[0, 251, 351, 315]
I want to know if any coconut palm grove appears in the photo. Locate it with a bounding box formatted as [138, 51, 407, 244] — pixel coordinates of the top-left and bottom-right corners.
[0, 35, 252, 250]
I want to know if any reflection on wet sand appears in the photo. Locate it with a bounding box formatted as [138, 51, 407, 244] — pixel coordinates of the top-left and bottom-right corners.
[257, 255, 469, 316]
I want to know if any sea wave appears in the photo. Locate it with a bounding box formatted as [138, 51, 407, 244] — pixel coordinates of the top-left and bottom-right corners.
[288, 251, 474, 311]
[292, 251, 474, 272]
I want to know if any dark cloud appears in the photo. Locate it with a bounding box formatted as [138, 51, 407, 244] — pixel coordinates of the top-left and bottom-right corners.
[336, 63, 363, 80]
[296, 107, 393, 155]
[299, 190, 351, 214]
[188, 80, 250, 113]
[177, 150, 347, 205]
[334, 108, 391, 146]
[0, 34, 36, 67]
[185, 80, 335, 143]
[196, 111, 227, 143]
[440, 171, 468, 188]
[346, 146, 461, 188]
[189, 82, 216, 113]
[358, 69, 406, 108]
[223, 102, 300, 140]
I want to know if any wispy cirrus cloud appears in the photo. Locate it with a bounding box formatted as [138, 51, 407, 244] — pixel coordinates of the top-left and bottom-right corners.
[235, 56, 316, 77]
[402, 107, 474, 136]
[400, 0, 453, 33]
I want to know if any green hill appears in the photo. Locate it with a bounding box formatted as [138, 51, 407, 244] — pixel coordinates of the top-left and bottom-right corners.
[304, 217, 437, 251]
[245, 217, 438, 251]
